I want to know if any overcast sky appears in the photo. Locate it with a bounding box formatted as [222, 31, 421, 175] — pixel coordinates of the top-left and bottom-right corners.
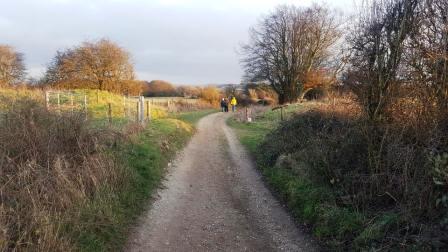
[0, 0, 355, 85]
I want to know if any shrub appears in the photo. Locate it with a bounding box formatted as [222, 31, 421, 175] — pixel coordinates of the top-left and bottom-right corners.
[259, 99, 447, 249]
[143, 80, 178, 97]
[199, 86, 221, 105]
[0, 98, 125, 250]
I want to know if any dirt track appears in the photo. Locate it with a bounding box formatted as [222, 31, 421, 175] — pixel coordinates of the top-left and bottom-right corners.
[127, 112, 317, 252]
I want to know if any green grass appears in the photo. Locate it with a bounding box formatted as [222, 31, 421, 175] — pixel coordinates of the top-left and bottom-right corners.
[227, 104, 302, 153]
[173, 109, 218, 125]
[0, 88, 167, 124]
[73, 118, 194, 251]
[69, 108, 218, 251]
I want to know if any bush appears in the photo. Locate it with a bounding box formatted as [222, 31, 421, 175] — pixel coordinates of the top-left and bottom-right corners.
[199, 86, 220, 105]
[0, 98, 125, 250]
[143, 80, 179, 97]
[258, 100, 447, 249]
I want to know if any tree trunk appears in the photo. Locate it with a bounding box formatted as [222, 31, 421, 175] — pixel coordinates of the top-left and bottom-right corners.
[278, 93, 287, 105]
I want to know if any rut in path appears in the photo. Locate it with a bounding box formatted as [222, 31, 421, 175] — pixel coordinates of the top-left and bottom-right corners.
[127, 112, 317, 252]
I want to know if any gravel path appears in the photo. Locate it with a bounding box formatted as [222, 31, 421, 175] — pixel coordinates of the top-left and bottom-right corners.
[127, 112, 317, 252]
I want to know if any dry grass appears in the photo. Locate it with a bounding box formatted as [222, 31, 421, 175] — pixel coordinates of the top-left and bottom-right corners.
[0, 98, 126, 251]
[232, 105, 269, 122]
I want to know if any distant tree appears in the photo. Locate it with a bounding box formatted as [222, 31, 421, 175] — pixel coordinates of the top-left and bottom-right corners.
[121, 80, 145, 96]
[177, 85, 201, 98]
[43, 39, 135, 93]
[224, 85, 237, 97]
[242, 4, 342, 104]
[199, 86, 221, 105]
[143, 80, 178, 97]
[0, 45, 26, 87]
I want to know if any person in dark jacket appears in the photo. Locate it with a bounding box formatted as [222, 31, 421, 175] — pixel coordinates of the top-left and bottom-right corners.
[220, 98, 226, 112]
[224, 98, 229, 112]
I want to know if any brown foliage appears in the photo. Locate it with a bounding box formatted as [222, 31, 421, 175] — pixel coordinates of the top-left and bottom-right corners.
[176, 85, 201, 98]
[0, 45, 26, 87]
[43, 39, 135, 94]
[0, 98, 125, 250]
[143, 80, 178, 97]
[245, 83, 278, 105]
[199, 86, 221, 105]
[261, 97, 446, 248]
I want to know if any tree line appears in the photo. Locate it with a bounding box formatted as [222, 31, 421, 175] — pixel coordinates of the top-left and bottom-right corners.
[0, 39, 225, 101]
[0, 39, 143, 94]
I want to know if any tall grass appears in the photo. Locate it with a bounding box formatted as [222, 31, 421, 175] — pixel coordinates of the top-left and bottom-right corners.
[0, 97, 125, 250]
[0, 94, 196, 251]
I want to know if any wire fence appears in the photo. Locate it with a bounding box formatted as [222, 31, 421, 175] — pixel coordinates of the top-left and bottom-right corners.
[44, 91, 201, 126]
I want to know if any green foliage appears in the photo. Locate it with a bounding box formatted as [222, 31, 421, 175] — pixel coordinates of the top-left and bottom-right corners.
[431, 153, 448, 209]
[353, 213, 399, 248]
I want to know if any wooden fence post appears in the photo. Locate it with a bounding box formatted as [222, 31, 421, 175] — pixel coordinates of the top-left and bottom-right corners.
[108, 103, 112, 125]
[272, 104, 288, 122]
[70, 94, 74, 113]
[139, 96, 145, 124]
[84, 95, 88, 120]
[57, 92, 60, 111]
[123, 96, 127, 117]
[146, 100, 151, 121]
[45, 91, 50, 110]
[136, 101, 139, 122]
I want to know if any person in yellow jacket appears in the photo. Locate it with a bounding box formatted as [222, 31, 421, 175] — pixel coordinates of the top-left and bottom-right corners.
[230, 96, 237, 112]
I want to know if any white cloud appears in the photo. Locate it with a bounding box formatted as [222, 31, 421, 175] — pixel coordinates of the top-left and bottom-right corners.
[0, 0, 355, 84]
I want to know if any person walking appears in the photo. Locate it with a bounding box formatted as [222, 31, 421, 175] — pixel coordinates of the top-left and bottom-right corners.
[230, 96, 237, 112]
[224, 98, 229, 112]
[220, 98, 226, 112]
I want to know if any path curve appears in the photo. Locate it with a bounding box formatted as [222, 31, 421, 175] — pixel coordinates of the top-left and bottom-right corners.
[127, 112, 317, 252]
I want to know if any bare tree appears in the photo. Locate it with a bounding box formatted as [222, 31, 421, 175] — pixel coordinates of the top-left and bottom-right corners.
[224, 85, 237, 97]
[241, 4, 342, 104]
[43, 39, 135, 93]
[0, 45, 26, 87]
[407, 0, 448, 115]
[344, 0, 418, 121]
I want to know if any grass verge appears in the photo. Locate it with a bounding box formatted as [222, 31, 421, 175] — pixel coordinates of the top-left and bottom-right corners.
[73, 119, 194, 251]
[227, 105, 300, 153]
[173, 109, 218, 125]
